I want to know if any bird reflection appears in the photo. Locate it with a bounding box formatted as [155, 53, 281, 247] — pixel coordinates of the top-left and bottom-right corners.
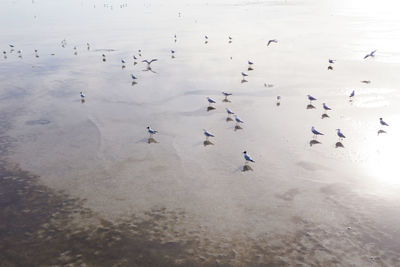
[203, 140, 214, 146]
[321, 113, 329, 119]
[148, 137, 158, 144]
[309, 139, 321, 146]
[335, 142, 344, 148]
[306, 104, 315, 109]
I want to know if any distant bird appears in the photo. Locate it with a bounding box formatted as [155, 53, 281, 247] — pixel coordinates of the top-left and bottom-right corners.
[361, 80, 371, 84]
[243, 151, 255, 163]
[328, 59, 336, 64]
[311, 126, 324, 138]
[267, 39, 278, 46]
[147, 126, 158, 136]
[121, 59, 126, 64]
[336, 129, 346, 139]
[234, 115, 244, 124]
[307, 95, 317, 103]
[133, 55, 137, 60]
[248, 61, 254, 65]
[228, 36, 232, 41]
[241, 72, 248, 78]
[130, 74, 138, 80]
[349, 90, 355, 98]
[142, 59, 158, 67]
[171, 50, 175, 54]
[322, 103, 331, 111]
[80, 91, 85, 98]
[174, 34, 177, 39]
[277, 96, 281, 101]
[222, 92, 232, 98]
[205, 35, 208, 39]
[380, 118, 389, 126]
[9, 44, 14, 48]
[226, 108, 234, 115]
[203, 129, 214, 139]
[206, 97, 216, 105]
[364, 50, 377, 59]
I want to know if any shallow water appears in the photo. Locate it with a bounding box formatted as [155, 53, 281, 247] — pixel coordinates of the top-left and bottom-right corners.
[1, 0, 400, 265]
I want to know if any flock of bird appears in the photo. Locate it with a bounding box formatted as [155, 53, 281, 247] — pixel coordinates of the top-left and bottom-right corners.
[3, 37, 390, 170]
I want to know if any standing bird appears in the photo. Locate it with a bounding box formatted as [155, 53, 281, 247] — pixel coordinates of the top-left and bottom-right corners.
[307, 95, 317, 103]
[248, 61, 254, 65]
[241, 72, 248, 79]
[226, 108, 235, 116]
[228, 36, 232, 42]
[206, 97, 216, 106]
[171, 50, 175, 54]
[9, 44, 14, 48]
[328, 59, 336, 64]
[364, 50, 377, 59]
[336, 129, 346, 140]
[203, 129, 214, 140]
[311, 126, 324, 138]
[276, 96, 281, 106]
[147, 126, 158, 136]
[349, 90, 355, 98]
[234, 115, 244, 124]
[322, 103, 331, 111]
[131, 74, 137, 80]
[80, 91, 85, 98]
[380, 118, 389, 126]
[267, 39, 278, 46]
[243, 151, 255, 163]
[121, 59, 126, 64]
[222, 92, 232, 101]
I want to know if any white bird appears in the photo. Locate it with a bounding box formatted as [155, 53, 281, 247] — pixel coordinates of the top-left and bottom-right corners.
[207, 97, 216, 105]
[241, 72, 248, 78]
[142, 59, 158, 67]
[203, 129, 214, 139]
[147, 126, 158, 136]
[364, 50, 377, 59]
[222, 92, 232, 98]
[322, 103, 331, 111]
[349, 90, 355, 98]
[307, 95, 317, 103]
[336, 129, 346, 139]
[235, 115, 244, 124]
[226, 108, 234, 115]
[243, 151, 255, 163]
[80, 91, 85, 98]
[380, 118, 389, 126]
[131, 74, 137, 80]
[267, 39, 278, 46]
[311, 126, 324, 138]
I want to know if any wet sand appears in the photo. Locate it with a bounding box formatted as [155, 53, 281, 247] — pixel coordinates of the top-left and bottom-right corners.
[1, 0, 400, 265]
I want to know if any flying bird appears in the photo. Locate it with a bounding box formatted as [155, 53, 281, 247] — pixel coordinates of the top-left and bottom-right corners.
[243, 151, 255, 163]
[267, 39, 278, 46]
[142, 59, 158, 67]
[364, 50, 377, 59]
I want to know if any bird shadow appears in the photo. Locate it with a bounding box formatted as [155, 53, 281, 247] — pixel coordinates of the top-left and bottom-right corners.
[248, 67, 254, 71]
[204, 41, 208, 44]
[207, 106, 216, 112]
[131, 81, 137, 86]
[134, 62, 137, 65]
[102, 58, 106, 62]
[226, 117, 233, 122]
[276, 102, 281, 107]
[327, 66, 333, 70]
[122, 65, 126, 69]
[241, 79, 248, 83]
[142, 68, 157, 73]
[148, 137, 158, 144]
[229, 41, 232, 44]
[203, 140, 214, 146]
[378, 129, 387, 135]
[171, 55, 175, 59]
[234, 125, 243, 131]
[81, 99, 86, 104]
[321, 113, 330, 119]
[222, 98, 231, 103]
[242, 164, 253, 172]
[306, 104, 316, 110]
[309, 139, 321, 146]
[335, 142, 344, 148]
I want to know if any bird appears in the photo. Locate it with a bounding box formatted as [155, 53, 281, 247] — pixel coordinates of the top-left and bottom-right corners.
[248, 61, 254, 65]
[147, 126, 158, 136]
[322, 103, 331, 111]
[171, 50, 175, 54]
[80, 91, 85, 98]
[267, 39, 278, 46]
[226, 108, 234, 115]
[276, 96, 281, 104]
[311, 126, 324, 138]
[241, 72, 248, 78]
[349, 90, 355, 98]
[206, 97, 216, 105]
[142, 59, 158, 67]
[235, 115, 244, 124]
[364, 50, 377, 59]
[205, 35, 208, 39]
[380, 118, 389, 126]
[9, 44, 14, 48]
[121, 59, 126, 64]
[203, 129, 214, 140]
[243, 151, 255, 163]
[328, 59, 336, 64]
[131, 74, 137, 80]
[133, 55, 137, 60]
[228, 36, 232, 41]
[307, 95, 317, 103]
[222, 92, 232, 98]
[336, 129, 346, 139]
